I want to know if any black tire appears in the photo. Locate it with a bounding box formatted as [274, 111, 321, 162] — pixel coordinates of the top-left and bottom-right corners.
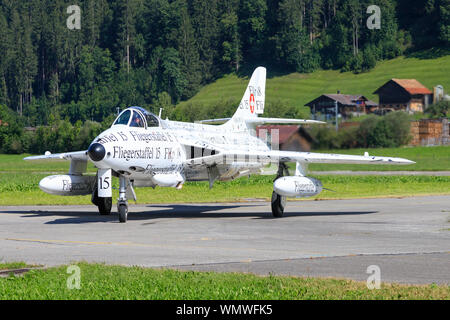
[92, 187, 112, 215]
[118, 204, 128, 223]
[271, 191, 286, 218]
[98, 197, 112, 215]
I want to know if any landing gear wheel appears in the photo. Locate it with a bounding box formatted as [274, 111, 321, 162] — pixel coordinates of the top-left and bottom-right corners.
[118, 204, 128, 223]
[271, 191, 286, 218]
[98, 197, 112, 215]
[92, 188, 112, 215]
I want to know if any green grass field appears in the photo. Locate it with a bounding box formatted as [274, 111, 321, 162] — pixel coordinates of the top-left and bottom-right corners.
[0, 154, 97, 173]
[177, 54, 450, 116]
[0, 262, 448, 300]
[309, 146, 450, 171]
[4, 146, 448, 173]
[1, 173, 449, 206]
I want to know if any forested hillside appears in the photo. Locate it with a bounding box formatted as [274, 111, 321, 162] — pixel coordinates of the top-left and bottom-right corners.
[0, 0, 449, 127]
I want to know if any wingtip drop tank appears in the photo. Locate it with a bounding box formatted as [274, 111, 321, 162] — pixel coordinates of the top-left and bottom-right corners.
[273, 176, 323, 198]
[39, 175, 95, 196]
[152, 172, 185, 188]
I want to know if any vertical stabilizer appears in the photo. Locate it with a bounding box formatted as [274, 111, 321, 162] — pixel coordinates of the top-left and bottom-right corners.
[224, 67, 266, 132]
[232, 67, 266, 120]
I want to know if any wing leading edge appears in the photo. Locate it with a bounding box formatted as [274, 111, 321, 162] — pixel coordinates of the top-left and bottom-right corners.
[24, 151, 88, 161]
[184, 150, 415, 167]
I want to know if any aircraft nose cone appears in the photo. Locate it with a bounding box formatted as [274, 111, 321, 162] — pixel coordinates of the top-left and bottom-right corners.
[88, 143, 106, 162]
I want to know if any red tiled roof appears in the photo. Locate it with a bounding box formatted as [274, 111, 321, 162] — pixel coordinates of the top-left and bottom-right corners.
[391, 79, 432, 95]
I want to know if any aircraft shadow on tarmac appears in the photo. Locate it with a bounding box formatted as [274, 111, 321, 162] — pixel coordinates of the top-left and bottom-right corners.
[1, 204, 378, 225]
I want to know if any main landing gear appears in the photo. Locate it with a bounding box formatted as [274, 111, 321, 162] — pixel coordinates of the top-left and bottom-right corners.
[92, 183, 112, 215]
[271, 163, 289, 218]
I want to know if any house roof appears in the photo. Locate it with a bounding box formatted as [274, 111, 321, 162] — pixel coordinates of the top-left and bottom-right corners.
[374, 79, 432, 95]
[305, 94, 378, 108]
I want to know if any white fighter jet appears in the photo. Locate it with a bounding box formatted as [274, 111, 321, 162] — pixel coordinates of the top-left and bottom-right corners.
[25, 67, 415, 222]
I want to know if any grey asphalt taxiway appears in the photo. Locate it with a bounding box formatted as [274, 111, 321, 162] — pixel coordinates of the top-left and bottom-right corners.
[1, 196, 449, 285]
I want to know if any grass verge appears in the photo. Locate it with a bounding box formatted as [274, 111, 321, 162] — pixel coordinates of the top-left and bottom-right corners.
[0, 262, 30, 270]
[0, 262, 448, 300]
[308, 146, 450, 172]
[0, 175, 449, 206]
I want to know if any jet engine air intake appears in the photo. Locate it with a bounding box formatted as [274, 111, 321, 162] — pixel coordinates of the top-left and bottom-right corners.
[87, 143, 106, 162]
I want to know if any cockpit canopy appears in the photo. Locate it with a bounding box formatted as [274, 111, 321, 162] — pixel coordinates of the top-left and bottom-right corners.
[113, 107, 160, 129]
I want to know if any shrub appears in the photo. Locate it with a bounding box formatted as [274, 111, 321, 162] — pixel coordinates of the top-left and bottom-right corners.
[383, 111, 412, 146]
[357, 115, 380, 147]
[309, 112, 412, 149]
[425, 101, 449, 119]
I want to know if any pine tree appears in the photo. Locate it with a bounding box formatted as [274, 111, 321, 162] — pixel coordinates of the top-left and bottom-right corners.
[345, 0, 362, 57]
[0, 10, 10, 106]
[238, 0, 268, 64]
[219, 0, 241, 72]
[175, 1, 201, 99]
[439, 0, 450, 45]
[306, 0, 323, 44]
[116, 0, 142, 73]
[190, 0, 220, 82]
[275, 0, 319, 72]
[84, 0, 110, 49]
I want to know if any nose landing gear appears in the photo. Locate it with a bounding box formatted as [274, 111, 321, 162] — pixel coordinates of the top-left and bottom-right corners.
[117, 175, 129, 223]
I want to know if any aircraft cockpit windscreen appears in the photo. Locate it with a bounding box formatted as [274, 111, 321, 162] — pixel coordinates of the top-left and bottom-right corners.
[145, 113, 159, 128]
[130, 106, 160, 128]
[113, 107, 160, 128]
[129, 111, 145, 128]
[114, 110, 131, 126]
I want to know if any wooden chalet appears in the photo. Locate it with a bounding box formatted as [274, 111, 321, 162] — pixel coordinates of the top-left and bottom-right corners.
[305, 94, 377, 120]
[373, 79, 433, 114]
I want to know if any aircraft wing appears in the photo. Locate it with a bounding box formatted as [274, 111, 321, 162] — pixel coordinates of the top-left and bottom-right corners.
[185, 150, 415, 166]
[24, 151, 88, 161]
[196, 118, 231, 124]
[245, 118, 325, 125]
[196, 118, 325, 125]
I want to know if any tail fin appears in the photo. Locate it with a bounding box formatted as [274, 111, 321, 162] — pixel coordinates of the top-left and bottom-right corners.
[231, 67, 266, 120]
